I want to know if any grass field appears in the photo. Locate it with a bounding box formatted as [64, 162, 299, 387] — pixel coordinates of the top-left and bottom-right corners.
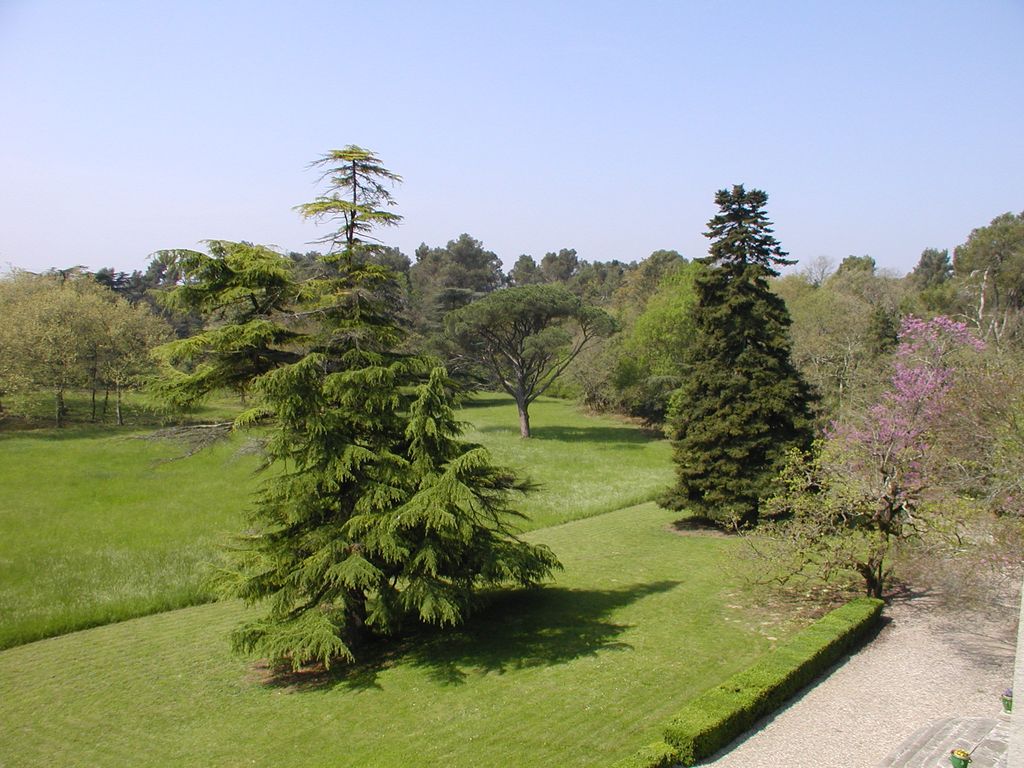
[0, 503, 793, 768]
[0, 427, 261, 649]
[461, 395, 674, 529]
[0, 393, 673, 649]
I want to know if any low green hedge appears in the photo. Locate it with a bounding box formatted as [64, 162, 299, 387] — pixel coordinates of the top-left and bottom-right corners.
[655, 596, 883, 766]
[609, 597, 883, 768]
[609, 740, 680, 768]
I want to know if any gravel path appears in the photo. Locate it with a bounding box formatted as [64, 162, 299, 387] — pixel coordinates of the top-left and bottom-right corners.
[700, 595, 1017, 767]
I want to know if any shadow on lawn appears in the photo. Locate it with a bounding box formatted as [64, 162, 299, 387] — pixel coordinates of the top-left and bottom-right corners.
[459, 395, 513, 409]
[267, 580, 680, 692]
[0, 422, 154, 441]
[475, 424, 661, 445]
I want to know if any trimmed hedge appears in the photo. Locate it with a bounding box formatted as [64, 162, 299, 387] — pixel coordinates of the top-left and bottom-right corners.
[609, 740, 680, 768]
[659, 596, 883, 765]
[609, 597, 883, 768]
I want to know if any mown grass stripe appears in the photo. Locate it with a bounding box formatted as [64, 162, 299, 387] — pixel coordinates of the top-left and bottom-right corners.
[1, 503, 790, 768]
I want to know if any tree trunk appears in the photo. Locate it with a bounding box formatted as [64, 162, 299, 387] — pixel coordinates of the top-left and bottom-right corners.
[102, 387, 110, 419]
[345, 587, 369, 650]
[55, 389, 65, 428]
[515, 395, 531, 438]
[115, 384, 123, 426]
[89, 355, 99, 422]
[857, 558, 885, 598]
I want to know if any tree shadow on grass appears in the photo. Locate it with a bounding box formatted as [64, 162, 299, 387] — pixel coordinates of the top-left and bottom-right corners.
[0, 422, 153, 441]
[669, 516, 735, 537]
[475, 424, 661, 446]
[262, 580, 680, 692]
[459, 395, 514, 409]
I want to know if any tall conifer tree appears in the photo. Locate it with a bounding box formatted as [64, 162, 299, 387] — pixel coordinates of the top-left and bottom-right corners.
[156, 149, 558, 670]
[661, 185, 814, 526]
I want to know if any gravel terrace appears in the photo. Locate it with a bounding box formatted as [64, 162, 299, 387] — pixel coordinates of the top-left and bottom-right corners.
[699, 593, 1017, 768]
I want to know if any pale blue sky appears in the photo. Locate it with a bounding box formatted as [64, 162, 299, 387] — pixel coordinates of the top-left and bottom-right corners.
[1, 1, 1021, 276]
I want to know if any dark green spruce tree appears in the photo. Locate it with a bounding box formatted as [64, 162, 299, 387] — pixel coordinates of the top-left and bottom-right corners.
[156, 148, 559, 670]
[661, 185, 814, 526]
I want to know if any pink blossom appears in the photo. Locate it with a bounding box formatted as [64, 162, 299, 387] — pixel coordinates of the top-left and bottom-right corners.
[831, 316, 983, 515]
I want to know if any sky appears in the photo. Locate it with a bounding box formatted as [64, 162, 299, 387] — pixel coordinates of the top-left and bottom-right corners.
[1, 1, 1022, 277]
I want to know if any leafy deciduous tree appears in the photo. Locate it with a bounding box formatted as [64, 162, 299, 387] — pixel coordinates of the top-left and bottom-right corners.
[953, 211, 1024, 343]
[0, 271, 165, 426]
[758, 316, 985, 597]
[609, 260, 698, 422]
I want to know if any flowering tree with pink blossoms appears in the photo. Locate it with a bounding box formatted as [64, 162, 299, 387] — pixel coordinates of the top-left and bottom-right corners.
[757, 316, 985, 597]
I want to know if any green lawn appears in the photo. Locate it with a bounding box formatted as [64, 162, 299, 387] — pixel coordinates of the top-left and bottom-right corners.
[0, 427, 260, 649]
[0, 393, 672, 649]
[0, 503, 787, 768]
[460, 394, 674, 530]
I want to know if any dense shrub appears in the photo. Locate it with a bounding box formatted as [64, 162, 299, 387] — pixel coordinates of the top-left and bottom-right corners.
[661, 597, 883, 765]
[609, 740, 680, 768]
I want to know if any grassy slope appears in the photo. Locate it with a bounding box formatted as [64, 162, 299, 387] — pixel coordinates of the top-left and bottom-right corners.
[0, 503, 783, 768]
[0, 394, 673, 648]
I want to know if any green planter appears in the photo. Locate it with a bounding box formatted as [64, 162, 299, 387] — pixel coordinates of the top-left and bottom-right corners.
[1002, 695, 1013, 713]
[950, 749, 971, 768]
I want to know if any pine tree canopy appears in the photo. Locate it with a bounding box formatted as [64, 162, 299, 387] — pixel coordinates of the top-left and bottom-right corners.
[661, 185, 814, 526]
[702, 184, 795, 275]
[294, 145, 404, 254]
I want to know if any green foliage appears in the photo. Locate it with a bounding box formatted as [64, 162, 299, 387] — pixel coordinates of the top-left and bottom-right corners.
[409, 233, 504, 344]
[662, 186, 814, 525]
[953, 210, 1024, 342]
[567, 250, 688, 417]
[775, 274, 874, 413]
[540, 247, 580, 283]
[448, 284, 617, 437]
[509, 253, 544, 286]
[152, 242, 309, 406]
[294, 145, 403, 253]
[911, 247, 953, 289]
[836, 254, 876, 275]
[613, 250, 688, 321]
[344, 368, 562, 633]
[157, 151, 560, 669]
[570, 258, 633, 305]
[0, 270, 171, 425]
[610, 741, 681, 768]
[661, 597, 883, 765]
[611, 261, 698, 422]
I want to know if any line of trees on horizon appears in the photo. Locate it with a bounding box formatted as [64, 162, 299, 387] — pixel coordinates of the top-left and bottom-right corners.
[5, 205, 1021, 422]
